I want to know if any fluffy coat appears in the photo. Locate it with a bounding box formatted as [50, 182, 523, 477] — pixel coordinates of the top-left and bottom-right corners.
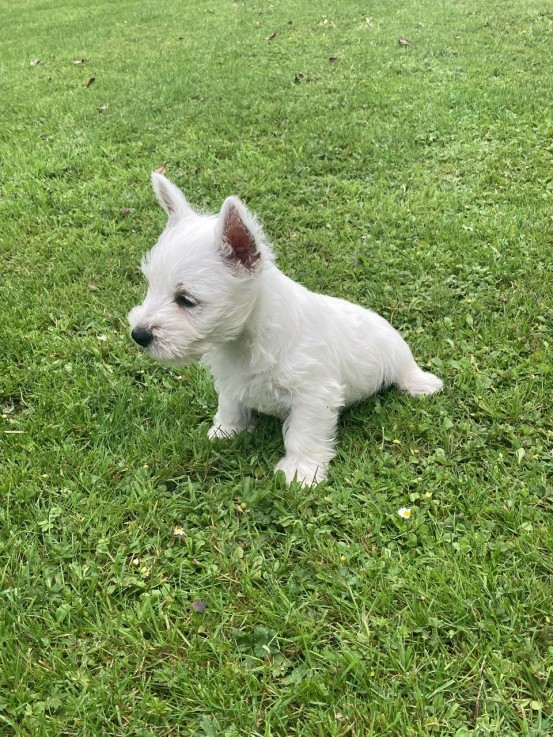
[128, 173, 443, 485]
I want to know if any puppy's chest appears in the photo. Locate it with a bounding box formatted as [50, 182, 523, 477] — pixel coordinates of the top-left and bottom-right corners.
[240, 376, 291, 418]
[212, 355, 292, 418]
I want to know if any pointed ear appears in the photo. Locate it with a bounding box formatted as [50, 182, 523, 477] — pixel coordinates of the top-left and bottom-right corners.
[151, 172, 194, 223]
[217, 196, 261, 270]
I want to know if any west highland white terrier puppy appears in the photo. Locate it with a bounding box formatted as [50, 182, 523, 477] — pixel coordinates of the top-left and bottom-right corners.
[128, 173, 443, 486]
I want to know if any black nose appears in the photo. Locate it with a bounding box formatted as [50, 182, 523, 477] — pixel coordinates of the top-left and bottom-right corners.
[131, 327, 153, 347]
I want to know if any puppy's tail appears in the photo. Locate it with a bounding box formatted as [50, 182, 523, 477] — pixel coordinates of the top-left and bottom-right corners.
[396, 360, 443, 396]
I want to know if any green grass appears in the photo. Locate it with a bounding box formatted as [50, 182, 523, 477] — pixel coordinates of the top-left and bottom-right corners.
[1, 0, 552, 734]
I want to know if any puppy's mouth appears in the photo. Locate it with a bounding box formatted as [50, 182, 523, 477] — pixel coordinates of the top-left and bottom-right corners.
[135, 334, 205, 366]
[154, 349, 201, 367]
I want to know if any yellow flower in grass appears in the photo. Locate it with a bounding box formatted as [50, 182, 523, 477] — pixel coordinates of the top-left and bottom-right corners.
[397, 507, 411, 519]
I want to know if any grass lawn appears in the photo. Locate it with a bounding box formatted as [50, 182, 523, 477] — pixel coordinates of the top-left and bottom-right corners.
[1, 0, 552, 734]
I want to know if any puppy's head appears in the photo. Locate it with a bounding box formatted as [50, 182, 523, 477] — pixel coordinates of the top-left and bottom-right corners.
[128, 173, 268, 365]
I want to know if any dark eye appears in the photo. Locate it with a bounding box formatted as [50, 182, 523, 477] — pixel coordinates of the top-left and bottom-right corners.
[175, 293, 197, 308]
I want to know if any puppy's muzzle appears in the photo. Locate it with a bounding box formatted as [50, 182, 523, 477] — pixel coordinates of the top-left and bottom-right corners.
[131, 326, 154, 348]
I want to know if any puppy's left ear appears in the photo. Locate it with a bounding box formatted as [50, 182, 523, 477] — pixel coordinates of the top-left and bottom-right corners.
[216, 197, 261, 271]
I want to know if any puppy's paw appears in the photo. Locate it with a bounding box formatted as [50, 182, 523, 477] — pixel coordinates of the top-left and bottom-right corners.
[207, 418, 256, 440]
[207, 424, 239, 440]
[274, 457, 328, 487]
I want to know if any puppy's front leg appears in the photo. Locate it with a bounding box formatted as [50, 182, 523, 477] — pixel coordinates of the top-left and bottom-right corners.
[275, 398, 340, 486]
[208, 392, 253, 439]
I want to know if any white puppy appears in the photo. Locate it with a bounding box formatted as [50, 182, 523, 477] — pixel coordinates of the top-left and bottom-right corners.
[128, 173, 443, 486]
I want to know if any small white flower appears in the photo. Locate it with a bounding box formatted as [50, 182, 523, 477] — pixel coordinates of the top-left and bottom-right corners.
[398, 507, 412, 519]
[172, 526, 186, 538]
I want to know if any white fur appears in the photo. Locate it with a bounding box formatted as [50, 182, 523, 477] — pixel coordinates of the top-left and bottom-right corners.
[128, 173, 443, 486]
